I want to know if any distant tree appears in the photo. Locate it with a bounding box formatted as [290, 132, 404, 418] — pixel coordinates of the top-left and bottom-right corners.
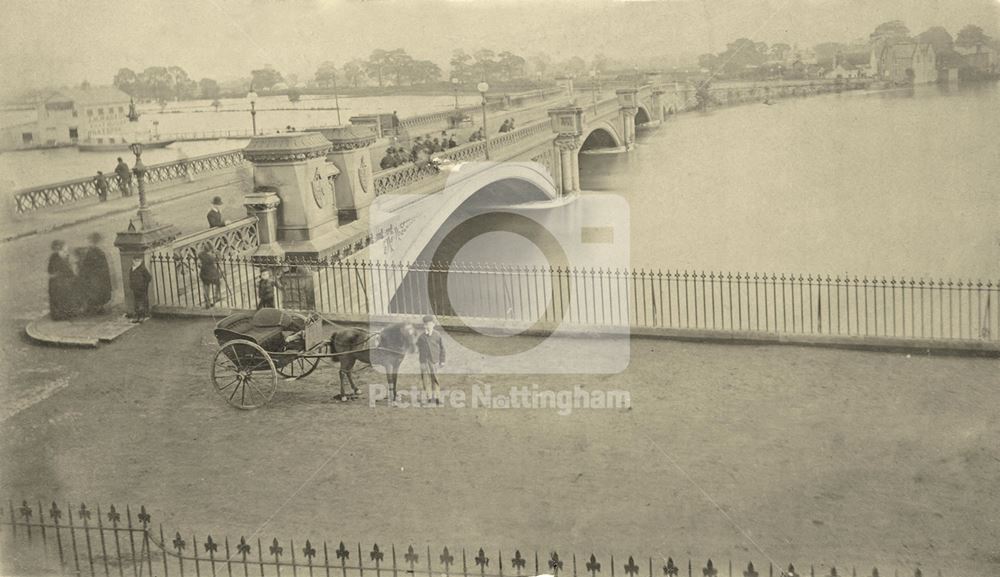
[167, 66, 195, 99]
[385, 48, 413, 86]
[450, 49, 475, 83]
[498, 51, 527, 80]
[315, 61, 339, 88]
[560, 56, 588, 77]
[591, 53, 611, 73]
[342, 59, 365, 88]
[955, 24, 991, 46]
[79, 80, 91, 90]
[285, 73, 299, 88]
[113, 68, 139, 96]
[528, 52, 551, 78]
[697, 53, 720, 71]
[769, 43, 792, 61]
[407, 60, 442, 85]
[198, 78, 220, 100]
[718, 38, 766, 75]
[211, 99, 221, 112]
[473, 49, 499, 81]
[140, 67, 174, 101]
[915, 27, 954, 52]
[870, 20, 910, 42]
[287, 88, 301, 103]
[251, 68, 284, 90]
[365, 49, 390, 87]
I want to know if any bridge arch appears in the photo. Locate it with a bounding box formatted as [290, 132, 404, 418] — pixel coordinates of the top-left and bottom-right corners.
[376, 161, 560, 268]
[634, 105, 652, 126]
[579, 122, 623, 151]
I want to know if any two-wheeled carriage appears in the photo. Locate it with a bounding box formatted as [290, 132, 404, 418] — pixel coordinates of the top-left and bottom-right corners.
[211, 308, 417, 409]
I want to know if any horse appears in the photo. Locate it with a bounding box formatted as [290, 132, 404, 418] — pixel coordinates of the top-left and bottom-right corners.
[328, 322, 418, 403]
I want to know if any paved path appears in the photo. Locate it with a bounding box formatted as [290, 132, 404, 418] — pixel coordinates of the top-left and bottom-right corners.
[0, 317, 997, 576]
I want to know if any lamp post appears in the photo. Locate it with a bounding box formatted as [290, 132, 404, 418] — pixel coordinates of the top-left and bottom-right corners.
[452, 77, 460, 109]
[589, 69, 599, 113]
[130, 142, 156, 228]
[477, 81, 490, 160]
[331, 73, 342, 125]
[247, 88, 258, 135]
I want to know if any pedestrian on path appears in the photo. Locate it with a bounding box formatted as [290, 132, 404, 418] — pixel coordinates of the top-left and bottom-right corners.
[198, 246, 222, 308]
[417, 314, 445, 405]
[114, 157, 132, 197]
[95, 171, 109, 202]
[48, 240, 80, 321]
[256, 269, 280, 309]
[207, 196, 228, 228]
[128, 256, 152, 322]
[78, 232, 112, 315]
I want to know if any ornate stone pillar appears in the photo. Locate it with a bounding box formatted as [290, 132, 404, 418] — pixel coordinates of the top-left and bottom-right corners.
[616, 88, 638, 150]
[243, 189, 283, 262]
[649, 88, 663, 122]
[243, 132, 339, 259]
[547, 106, 584, 196]
[313, 126, 377, 225]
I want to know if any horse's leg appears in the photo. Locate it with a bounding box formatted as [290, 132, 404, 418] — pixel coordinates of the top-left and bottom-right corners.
[339, 357, 355, 400]
[386, 360, 399, 405]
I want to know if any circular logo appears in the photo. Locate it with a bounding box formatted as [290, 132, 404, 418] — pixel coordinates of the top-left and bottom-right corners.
[358, 157, 371, 194]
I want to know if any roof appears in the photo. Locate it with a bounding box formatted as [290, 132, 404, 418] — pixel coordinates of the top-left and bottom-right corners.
[45, 86, 130, 106]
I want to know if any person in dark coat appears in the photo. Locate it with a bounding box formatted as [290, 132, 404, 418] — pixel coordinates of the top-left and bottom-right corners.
[95, 171, 109, 202]
[78, 232, 112, 314]
[114, 157, 132, 197]
[416, 315, 446, 405]
[198, 246, 222, 307]
[207, 196, 227, 228]
[128, 256, 152, 322]
[256, 269, 280, 309]
[48, 240, 80, 321]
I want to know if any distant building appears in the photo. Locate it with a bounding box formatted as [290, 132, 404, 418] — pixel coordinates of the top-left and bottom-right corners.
[1, 86, 132, 150]
[954, 42, 997, 72]
[870, 40, 937, 84]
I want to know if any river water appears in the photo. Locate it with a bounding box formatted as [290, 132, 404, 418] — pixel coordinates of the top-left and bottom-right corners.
[579, 83, 1000, 279]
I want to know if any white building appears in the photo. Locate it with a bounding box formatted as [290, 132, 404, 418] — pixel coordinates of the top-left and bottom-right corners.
[2, 86, 132, 149]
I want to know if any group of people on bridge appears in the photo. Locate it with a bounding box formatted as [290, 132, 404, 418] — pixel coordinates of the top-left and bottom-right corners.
[47, 233, 115, 321]
[92, 157, 136, 202]
[380, 131, 460, 169]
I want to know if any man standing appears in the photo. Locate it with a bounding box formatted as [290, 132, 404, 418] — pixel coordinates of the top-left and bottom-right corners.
[416, 315, 446, 406]
[198, 246, 222, 307]
[78, 232, 112, 314]
[207, 196, 228, 228]
[114, 157, 132, 197]
[256, 269, 280, 309]
[95, 171, 109, 202]
[128, 256, 152, 322]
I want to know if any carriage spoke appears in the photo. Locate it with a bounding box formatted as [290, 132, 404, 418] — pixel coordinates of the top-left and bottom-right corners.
[217, 377, 240, 392]
[229, 382, 243, 402]
[245, 381, 268, 404]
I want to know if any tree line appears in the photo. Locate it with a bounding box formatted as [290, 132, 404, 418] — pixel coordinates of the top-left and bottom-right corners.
[696, 21, 996, 81]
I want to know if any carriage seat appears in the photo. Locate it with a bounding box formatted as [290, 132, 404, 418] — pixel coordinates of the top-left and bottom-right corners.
[214, 309, 307, 352]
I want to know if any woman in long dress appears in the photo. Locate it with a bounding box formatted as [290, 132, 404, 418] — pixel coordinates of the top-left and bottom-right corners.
[78, 232, 112, 314]
[48, 240, 80, 320]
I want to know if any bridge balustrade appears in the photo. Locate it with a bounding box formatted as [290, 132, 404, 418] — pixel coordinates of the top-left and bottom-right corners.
[11, 149, 247, 215]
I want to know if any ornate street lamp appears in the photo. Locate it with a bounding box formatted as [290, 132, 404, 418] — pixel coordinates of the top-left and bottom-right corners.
[247, 87, 258, 135]
[477, 81, 490, 160]
[589, 69, 599, 113]
[129, 142, 156, 228]
[451, 77, 460, 109]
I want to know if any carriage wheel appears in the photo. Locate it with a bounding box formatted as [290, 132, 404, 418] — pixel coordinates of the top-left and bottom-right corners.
[212, 339, 278, 409]
[276, 348, 323, 380]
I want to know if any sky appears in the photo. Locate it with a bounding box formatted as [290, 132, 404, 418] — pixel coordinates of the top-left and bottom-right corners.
[1, 0, 998, 99]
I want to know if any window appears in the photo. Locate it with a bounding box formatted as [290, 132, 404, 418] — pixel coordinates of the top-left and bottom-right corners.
[97, 138, 103, 144]
[21, 133, 33, 144]
[109, 137, 115, 144]
[69, 128, 79, 139]
[98, 108, 104, 115]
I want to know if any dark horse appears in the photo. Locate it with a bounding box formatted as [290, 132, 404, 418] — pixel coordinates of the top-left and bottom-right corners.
[329, 322, 417, 402]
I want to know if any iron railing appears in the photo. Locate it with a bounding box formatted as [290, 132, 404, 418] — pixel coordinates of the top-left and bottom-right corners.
[146, 257, 999, 345]
[0, 499, 934, 577]
[12, 149, 246, 215]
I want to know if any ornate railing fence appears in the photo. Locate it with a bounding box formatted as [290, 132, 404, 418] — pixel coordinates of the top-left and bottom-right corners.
[152, 217, 260, 306]
[147, 256, 999, 347]
[373, 119, 553, 197]
[0, 499, 934, 577]
[12, 149, 246, 215]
